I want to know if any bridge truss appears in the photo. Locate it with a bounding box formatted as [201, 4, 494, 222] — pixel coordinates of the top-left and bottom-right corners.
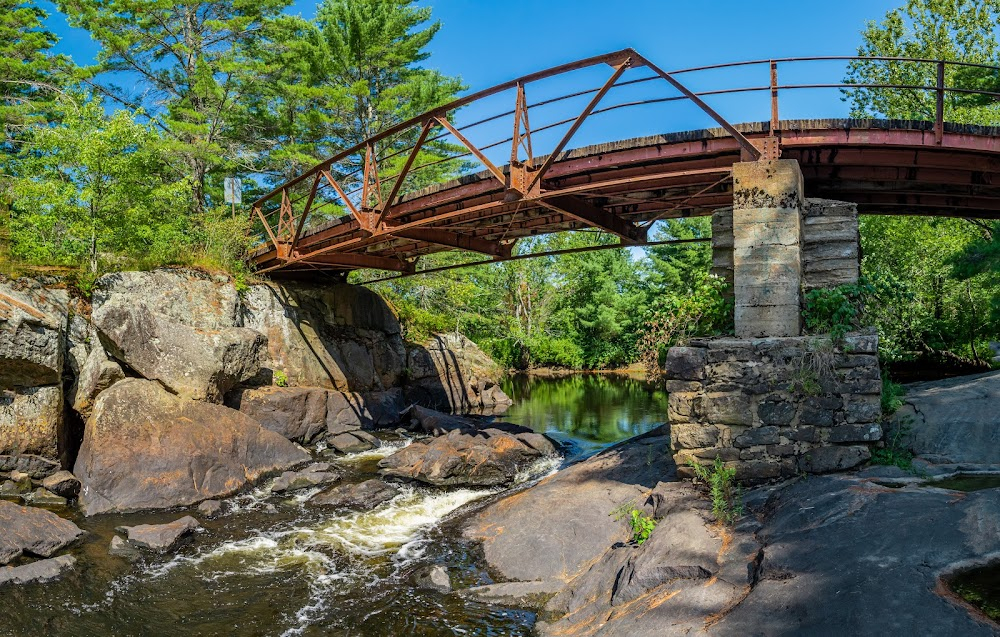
[250, 49, 1000, 278]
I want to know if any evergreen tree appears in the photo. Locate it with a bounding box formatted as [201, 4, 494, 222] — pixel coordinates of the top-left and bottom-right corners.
[316, 0, 465, 192]
[58, 0, 293, 214]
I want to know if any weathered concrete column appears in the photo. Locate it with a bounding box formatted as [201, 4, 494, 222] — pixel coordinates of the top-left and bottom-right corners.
[732, 160, 804, 338]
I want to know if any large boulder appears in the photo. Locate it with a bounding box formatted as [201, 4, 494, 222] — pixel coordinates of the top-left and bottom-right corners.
[463, 428, 673, 583]
[93, 300, 265, 402]
[0, 280, 68, 463]
[379, 425, 554, 487]
[227, 386, 391, 443]
[0, 279, 67, 389]
[91, 270, 240, 330]
[405, 333, 512, 415]
[68, 343, 125, 420]
[310, 479, 400, 510]
[74, 379, 309, 515]
[0, 554, 76, 587]
[116, 516, 201, 552]
[0, 385, 63, 459]
[0, 500, 83, 565]
[241, 282, 406, 392]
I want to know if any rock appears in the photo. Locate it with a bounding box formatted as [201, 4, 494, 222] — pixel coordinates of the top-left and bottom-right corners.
[378, 427, 547, 487]
[326, 390, 376, 431]
[271, 465, 341, 493]
[896, 370, 1000, 464]
[463, 428, 674, 583]
[328, 430, 379, 454]
[0, 454, 60, 479]
[404, 333, 512, 415]
[460, 580, 563, 608]
[241, 282, 406, 392]
[0, 500, 83, 565]
[412, 565, 451, 592]
[310, 479, 400, 510]
[74, 379, 310, 515]
[0, 480, 25, 500]
[41, 471, 81, 499]
[117, 516, 201, 552]
[358, 388, 406, 427]
[68, 344, 125, 419]
[197, 500, 222, 518]
[228, 386, 330, 443]
[734, 425, 780, 448]
[108, 535, 141, 560]
[0, 280, 68, 389]
[92, 300, 265, 402]
[0, 385, 63, 459]
[798, 445, 870, 473]
[92, 270, 241, 330]
[28, 488, 66, 507]
[0, 555, 75, 587]
[828, 423, 883, 443]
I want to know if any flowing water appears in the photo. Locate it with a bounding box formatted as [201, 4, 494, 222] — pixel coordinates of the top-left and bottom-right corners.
[1, 374, 666, 637]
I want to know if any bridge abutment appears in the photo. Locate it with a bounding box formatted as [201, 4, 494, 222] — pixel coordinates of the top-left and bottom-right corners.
[667, 159, 881, 482]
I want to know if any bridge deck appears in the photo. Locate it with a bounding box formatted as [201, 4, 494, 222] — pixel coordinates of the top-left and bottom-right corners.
[253, 118, 1000, 278]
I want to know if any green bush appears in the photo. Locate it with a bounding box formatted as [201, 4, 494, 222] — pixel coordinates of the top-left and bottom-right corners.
[802, 281, 874, 340]
[689, 457, 744, 525]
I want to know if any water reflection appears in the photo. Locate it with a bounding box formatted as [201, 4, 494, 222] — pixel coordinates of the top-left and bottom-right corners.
[501, 373, 667, 453]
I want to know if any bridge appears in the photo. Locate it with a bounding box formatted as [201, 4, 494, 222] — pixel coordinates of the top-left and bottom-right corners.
[250, 49, 1000, 279]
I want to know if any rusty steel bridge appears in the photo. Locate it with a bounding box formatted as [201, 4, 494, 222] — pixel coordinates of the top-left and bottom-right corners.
[250, 49, 1000, 278]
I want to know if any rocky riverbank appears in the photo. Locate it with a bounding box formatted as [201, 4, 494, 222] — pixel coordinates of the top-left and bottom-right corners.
[454, 372, 1000, 636]
[0, 268, 517, 584]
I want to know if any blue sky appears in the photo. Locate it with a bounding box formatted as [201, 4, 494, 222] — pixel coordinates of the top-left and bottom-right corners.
[41, 0, 903, 163]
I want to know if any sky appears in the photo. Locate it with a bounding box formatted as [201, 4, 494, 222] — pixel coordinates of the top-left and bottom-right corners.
[39, 0, 905, 165]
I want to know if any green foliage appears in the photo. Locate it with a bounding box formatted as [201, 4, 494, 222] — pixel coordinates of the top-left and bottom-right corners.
[845, 2, 1000, 366]
[881, 371, 906, 416]
[637, 274, 733, 380]
[802, 281, 874, 340]
[8, 98, 190, 272]
[872, 417, 915, 470]
[689, 457, 744, 526]
[273, 370, 288, 387]
[610, 501, 657, 546]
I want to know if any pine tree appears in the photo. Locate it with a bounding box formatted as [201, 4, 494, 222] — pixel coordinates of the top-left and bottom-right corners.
[58, 0, 293, 215]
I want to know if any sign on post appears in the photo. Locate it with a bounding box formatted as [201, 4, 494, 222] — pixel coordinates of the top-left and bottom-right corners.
[224, 177, 242, 218]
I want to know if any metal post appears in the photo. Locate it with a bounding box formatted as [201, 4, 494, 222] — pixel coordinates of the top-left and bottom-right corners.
[935, 60, 945, 145]
[770, 60, 779, 134]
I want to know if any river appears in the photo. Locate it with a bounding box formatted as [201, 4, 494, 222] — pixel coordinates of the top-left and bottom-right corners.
[0, 373, 667, 637]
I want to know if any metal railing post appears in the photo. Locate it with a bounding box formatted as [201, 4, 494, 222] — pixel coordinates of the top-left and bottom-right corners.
[935, 60, 945, 145]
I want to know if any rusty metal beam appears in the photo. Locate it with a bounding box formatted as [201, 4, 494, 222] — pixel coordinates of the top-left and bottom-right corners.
[297, 252, 416, 272]
[539, 195, 646, 244]
[385, 227, 512, 257]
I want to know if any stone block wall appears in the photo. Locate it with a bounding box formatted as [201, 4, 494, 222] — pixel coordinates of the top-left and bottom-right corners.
[666, 332, 882, 482]
[712, 198, 860, 296]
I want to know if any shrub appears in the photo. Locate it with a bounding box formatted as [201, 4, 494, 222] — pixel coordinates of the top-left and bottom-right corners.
[689, 457, 744, 525]
[802, 280, 874, 340]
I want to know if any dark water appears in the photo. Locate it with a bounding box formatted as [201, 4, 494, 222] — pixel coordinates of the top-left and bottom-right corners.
[1, 374, 664, 637]
[501, 372, 668, 455]
[926, 474, 1000, 492]
[948, 564, 1000, 622]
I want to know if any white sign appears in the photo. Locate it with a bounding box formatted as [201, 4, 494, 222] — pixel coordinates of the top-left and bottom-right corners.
[224, 177, 242, 205]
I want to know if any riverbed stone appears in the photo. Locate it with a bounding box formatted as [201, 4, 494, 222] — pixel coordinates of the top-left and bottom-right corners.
[380, 426, 548, 487]
[28, 488, 66, 507]
[117, 516, 201, 552]
[197, 500, 222, 517]
[41, 471, 81, 499]
[74, 379, 310, 515]
[328, 430, 379, 454]
[271, 465, 341, 493]
[310, 479, 401, 510]
[0, 500, 83, 565]
[0, 555, 76, 587]
[412, 565, 451, 592]
[0, 454, 59, 479]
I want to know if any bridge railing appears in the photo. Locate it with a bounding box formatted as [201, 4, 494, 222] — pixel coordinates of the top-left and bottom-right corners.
[250, 50, 1000, 268]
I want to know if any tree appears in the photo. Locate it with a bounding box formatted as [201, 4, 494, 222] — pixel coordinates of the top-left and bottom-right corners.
[58, 0, 293, 215]
[315, 0, 465, 193]
[8, 99, 189, 271]
[0, 0, 67, 150]
[845, 0, 1000, 124]
[845, 0, 1000, 365]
